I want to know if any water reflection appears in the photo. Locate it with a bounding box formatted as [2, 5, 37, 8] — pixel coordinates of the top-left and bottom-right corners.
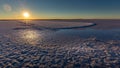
[18, 29, 43, 45]
[14, 28, 120, 46]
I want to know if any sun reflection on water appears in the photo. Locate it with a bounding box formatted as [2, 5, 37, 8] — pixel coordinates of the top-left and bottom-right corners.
[18, 29, 43, 45]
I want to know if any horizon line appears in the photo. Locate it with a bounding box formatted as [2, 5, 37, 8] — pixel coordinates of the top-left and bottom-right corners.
[0, 18, 120, 20]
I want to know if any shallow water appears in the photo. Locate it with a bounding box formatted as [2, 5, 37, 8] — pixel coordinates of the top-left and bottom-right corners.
[55, 29, 120, 40]
[12, 28, 120, 45]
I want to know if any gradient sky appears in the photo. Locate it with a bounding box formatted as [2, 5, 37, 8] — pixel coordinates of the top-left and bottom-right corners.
[0, 0, 120, 19]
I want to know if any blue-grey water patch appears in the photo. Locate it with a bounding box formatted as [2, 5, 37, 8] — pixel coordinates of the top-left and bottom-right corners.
[53, 29, 120, 41]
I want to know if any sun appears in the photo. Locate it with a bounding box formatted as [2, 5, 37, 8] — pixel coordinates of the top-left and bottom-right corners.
[23, 12, 30, 18]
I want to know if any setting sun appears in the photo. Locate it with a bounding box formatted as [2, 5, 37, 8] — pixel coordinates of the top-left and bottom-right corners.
[23, 12, 30, 18]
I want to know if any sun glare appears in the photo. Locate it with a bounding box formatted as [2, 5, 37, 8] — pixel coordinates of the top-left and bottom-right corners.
[23, 12, 30, 18]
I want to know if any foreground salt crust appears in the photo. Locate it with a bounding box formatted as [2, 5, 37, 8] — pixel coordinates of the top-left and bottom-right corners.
[0, 34, 120, 68]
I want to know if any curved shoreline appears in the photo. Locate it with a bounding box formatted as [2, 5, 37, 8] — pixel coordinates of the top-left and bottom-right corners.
[16, 20, 96, 30]
[29, 21, 96, 30]
[31, 23, 96, 30]
[50, 23, 96, 29]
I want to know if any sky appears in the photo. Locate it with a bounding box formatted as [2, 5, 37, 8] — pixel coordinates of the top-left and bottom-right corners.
[0, 0, 120, 19]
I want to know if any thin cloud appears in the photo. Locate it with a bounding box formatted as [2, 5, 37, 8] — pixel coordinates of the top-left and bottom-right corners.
[3, 4, 12, 12]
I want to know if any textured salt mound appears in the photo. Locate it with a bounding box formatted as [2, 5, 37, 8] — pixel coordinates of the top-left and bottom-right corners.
[30, 21, 95, 29]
